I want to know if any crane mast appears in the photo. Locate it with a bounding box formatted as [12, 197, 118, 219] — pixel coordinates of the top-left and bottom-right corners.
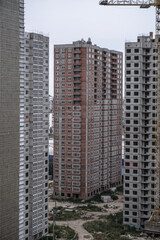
[100, 0, 160, 234]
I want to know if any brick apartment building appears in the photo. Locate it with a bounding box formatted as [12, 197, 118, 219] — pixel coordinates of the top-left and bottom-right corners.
[53, 39, 122, 200]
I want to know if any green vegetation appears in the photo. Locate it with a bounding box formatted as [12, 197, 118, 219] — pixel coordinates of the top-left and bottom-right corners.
[103, 204, 109, 209]
[100, 189, 119, 201]
[49, 204, 98, 221]
[50, 186, 123, 204]
[50, 196, 84, 204]
[111, 195, 118, 200]
[83, 211, 139, 240]
[54, 209, 82, 221]
[41, 237, 52, 240]
[77, 204, 104, 212]
[42, 224, 78, 240]
[54, 225, 78, 239]
[116, 185, 123, 193]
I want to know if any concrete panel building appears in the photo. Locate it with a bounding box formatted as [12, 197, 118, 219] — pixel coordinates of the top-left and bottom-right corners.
[24, 32, 49, 239]
[123, 33, 156, 228]
[0, 1, 49, 238]
[0, 1, 24, 239]
[53, 39, 122, 200]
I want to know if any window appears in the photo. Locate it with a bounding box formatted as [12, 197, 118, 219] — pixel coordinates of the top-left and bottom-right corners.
[134, 56, 139, 60]
[133, 219, 137, 223]
[126, 92, 130, 96]
[125, 176, 130, 180]
[126, 148, 130, 152]
[133, 205, 137, 209]
[125, 162, 130, 166]
[133, 163, 138, 167]
[133, 134, 138, 138]
[134, 49, 139, 53]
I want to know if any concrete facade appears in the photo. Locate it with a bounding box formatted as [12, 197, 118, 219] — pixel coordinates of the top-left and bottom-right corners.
[0, 2, 49, 239]
[124, 33, 157, 228]
[53, 39, 122, 200]
[0, 1, 24, 239]
[24, 32, 49, 239]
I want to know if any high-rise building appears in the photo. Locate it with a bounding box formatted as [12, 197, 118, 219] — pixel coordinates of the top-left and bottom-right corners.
[0, 1, 24, 239]
[123, 33, 156, 228]
[0, 1, 49, 238]
[24, 32, 49, 239]
[53, 39, 122, 200]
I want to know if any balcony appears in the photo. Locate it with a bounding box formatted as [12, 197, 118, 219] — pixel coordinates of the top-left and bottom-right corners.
[74, 54, 81, 59]
[74, 48, 81, 54]
[73, 100, 81, 105]
[74, 89, 81, 93]
[74, 71, 81, 77]
[74, 83, 81, 88]
[73, 77, 81, 83]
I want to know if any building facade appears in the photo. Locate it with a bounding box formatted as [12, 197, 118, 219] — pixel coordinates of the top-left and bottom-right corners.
[24, 32, 49, 239]
[53, 39, 122, 200]
[0, 1, 24, 239]
[0, 2, 49, 238]
[123, 33, 156, 228]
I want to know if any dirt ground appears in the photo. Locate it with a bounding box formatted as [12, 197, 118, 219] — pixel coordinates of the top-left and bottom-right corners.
[48, 192, 160, 240]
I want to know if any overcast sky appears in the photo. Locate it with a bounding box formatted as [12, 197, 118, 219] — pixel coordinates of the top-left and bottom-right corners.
[25, 0, 155, 95]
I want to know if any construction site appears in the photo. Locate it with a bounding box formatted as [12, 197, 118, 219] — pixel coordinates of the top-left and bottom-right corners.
[99, 0, 160, 236]
[47, 187, 160, 240]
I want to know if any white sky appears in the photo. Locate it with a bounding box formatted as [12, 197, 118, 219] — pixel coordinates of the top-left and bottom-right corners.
[25, 0, 155, 96]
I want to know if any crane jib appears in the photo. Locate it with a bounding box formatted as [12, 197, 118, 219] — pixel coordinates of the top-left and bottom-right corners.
[99, 0, 160, 6]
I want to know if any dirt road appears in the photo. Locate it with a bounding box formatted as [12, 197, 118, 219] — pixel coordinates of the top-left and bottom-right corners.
[48, 197, 124, 240]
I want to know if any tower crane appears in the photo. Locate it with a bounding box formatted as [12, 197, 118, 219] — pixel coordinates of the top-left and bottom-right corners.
[99, 0, 160, 234]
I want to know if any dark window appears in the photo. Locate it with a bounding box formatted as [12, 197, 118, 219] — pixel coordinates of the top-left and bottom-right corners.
[134, 49, 139, 53]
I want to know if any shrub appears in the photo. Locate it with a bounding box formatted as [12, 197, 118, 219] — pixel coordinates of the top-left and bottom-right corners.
[111, 195, 118, 200]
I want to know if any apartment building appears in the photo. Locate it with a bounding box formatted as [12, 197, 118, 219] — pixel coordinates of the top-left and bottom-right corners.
[54, 39, 122, 200]
[24, 32, 49, 239]
[0, 1, 24, 239]
[0, 0, 49, 239]
[124, 33, 156, 228]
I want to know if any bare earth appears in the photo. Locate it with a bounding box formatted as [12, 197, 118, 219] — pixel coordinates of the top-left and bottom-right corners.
[48, 192, 160, 240]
